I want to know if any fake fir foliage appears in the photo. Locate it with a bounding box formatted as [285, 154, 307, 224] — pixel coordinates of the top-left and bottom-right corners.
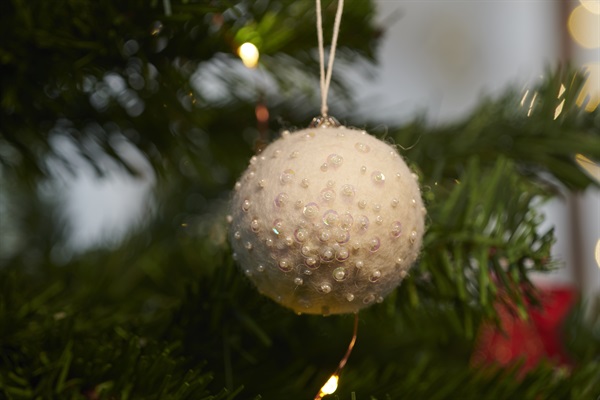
[1, 0, 599, 399]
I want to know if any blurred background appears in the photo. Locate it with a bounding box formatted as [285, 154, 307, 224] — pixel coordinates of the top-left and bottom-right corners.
[51, 0, 599, 297]
[343, 0, 599, 302]
[1, 0, 599, 398]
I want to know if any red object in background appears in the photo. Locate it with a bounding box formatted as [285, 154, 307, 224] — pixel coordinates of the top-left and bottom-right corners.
[473, 285, 578, 373]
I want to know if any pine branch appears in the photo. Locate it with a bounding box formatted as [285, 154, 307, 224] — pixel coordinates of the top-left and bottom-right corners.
[390, 67, 599, 192]
[0, 0, 378, 183]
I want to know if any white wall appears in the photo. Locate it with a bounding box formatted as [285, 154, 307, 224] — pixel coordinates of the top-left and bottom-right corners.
[352, 1, 559, 123]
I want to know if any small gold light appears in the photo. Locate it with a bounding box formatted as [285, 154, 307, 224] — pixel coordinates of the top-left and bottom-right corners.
[313, 314, 359, 400]
[238, 42, 259, 68]
[315, 374, 338, 399]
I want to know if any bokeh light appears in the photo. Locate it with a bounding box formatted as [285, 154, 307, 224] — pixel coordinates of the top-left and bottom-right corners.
[255, 103, 269, 123]
[580, 0, 600, 15]
[568, 5, 600, 49]
[238, 42, 259, 69]
[575, 63, 600, 112]
[317, 374, 338, 398]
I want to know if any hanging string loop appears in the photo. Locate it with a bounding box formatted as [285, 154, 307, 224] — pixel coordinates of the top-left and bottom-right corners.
[315, 0, 344, 118]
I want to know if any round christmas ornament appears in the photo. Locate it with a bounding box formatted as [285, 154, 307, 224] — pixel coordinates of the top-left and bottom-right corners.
[228, 0, 425, 318]
[229, 123, 425, 315]
[229, 0, 425, 396]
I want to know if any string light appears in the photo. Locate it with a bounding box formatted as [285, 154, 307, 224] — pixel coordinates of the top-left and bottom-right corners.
[315, 375, 339, 399]
[314, 314, 359, 400]
[238, 42, 259, 68]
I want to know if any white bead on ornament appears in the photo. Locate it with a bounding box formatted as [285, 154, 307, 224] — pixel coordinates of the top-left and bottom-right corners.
[229, 121, 426, 315]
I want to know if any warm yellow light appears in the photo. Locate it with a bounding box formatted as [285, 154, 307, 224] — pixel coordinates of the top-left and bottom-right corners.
[576, 63, 600, 112]
[575, 153, 600, 183]
[553, 84, 567, 119]
[318, 374, 339, 397]
[554, 99, 565, 120]
[558, 83, 566, 99]
[238, 42, 259, 68]
[568, 5, 600, 49]
[520, 89, 530, 107]
[580, 0, 600, 15]
[527, 92, 538, 117]
[595, 239, 600, 269]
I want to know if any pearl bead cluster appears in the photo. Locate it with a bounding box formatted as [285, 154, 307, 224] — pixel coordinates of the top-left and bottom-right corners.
[229, 126, 425, 315]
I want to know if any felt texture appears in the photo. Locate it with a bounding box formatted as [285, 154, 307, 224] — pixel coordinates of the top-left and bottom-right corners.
[229, 126, 425, 315]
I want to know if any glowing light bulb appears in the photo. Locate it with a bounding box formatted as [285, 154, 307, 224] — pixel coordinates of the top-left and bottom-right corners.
[313, 314, 359, 399]
[238, 42, 259, 68]
[316, 374, 338, 399]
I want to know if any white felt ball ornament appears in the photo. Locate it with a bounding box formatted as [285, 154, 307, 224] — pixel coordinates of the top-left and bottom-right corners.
[229, 124, 426, 315]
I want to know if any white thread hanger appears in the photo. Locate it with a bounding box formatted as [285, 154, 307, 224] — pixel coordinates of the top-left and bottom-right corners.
[311, 0, 344, 128]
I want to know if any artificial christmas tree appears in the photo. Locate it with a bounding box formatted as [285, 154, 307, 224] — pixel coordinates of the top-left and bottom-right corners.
[1, 1, 599, 399]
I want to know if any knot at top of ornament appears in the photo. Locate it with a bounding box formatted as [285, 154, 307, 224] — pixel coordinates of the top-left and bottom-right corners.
[229, 126, 426, 315]
[309, 115, 341, 128]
